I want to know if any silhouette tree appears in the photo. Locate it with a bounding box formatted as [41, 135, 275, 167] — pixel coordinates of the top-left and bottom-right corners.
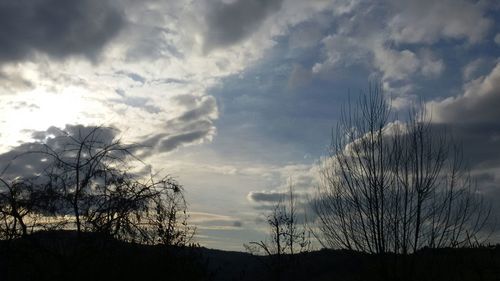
[313, 87, 492, 255]
[246, 184, 310, 280]
[36, 126, 137, 235]
[147, 178, 195, 247]
[0, 178, 34, 239]
[0, 126, 195, 247]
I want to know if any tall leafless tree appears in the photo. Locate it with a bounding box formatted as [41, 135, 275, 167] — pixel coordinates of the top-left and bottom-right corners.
[313, 87, 492, 255]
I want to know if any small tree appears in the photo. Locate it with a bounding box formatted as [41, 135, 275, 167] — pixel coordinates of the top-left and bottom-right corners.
[0, 178, 34, 239]
[246, 184, 310, 281]
[148, 179, 195, 247]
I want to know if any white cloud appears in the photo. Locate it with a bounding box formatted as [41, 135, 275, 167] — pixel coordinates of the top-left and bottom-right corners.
[388, 0, 492, 44]
[312, 34, 369, 75]
[428, 61, 500, 124]
[463, 58, 488, 81]
[372, 45, 420, 81]
[311, 3, 452, 85]
[310, 0, 494, 92]
[419, 49, 445, 78]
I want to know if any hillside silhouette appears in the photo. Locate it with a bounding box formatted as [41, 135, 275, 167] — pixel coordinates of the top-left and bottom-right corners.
[1, 230, 499, 281]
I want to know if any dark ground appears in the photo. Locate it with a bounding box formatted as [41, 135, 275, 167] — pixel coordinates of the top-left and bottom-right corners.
[0, 231, 499, 281]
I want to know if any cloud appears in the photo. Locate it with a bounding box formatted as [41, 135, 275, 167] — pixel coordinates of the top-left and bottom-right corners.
[419, 49, 445, 78]
[124, 24, 183, 61]
[312, 34, 369, 75]
[248, 189, 314, 223]
[139, 124, 215, 155]
[429, 62, 500, 124]
[0, 125, 119, 180]
[0, 67, 34, 92]
[311, 15, 446, 85]
[463, 58, 488, 81]
[189, 211, 243, 230]
[309, 0, 496, 91]
[427, 62, 500, 169]
[372, 45, 420, 81]
[115, 71, 146, 84]
[0, 0, 124, 63]
[138, 95, 218, 155]
[247, 191, 286, 203]
[246, 164, 318, 209]
[157, 130, 213, 153]
[177, 96, 218, 122]
[388, 0, 493, 44]
[203, 0, 283, 52]
[367, 45, 443, 82]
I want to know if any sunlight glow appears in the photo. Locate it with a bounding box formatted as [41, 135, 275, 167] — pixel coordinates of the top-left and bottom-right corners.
[0, 87, 93, 152]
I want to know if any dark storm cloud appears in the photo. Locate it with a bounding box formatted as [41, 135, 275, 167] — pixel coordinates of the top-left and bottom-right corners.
[203, 0, 283, 52]
[448, 123, 500, 169]
[0, 125, 118, 180]
[429, 62, 500, 169]
[0, 0, 124, 63]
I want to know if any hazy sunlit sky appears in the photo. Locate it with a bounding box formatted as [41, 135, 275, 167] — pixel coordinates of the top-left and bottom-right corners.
[1, 0, 500, 250]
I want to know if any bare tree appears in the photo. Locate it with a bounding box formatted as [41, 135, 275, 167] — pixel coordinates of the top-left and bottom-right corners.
[0, 126, 195, 248]
[246, 184, 310, 280]
[37, 126, 138, 235]
[313, 87, 492, 255]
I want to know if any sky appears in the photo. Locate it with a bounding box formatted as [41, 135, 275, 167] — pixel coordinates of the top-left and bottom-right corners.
[0, 0, 500, 251]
